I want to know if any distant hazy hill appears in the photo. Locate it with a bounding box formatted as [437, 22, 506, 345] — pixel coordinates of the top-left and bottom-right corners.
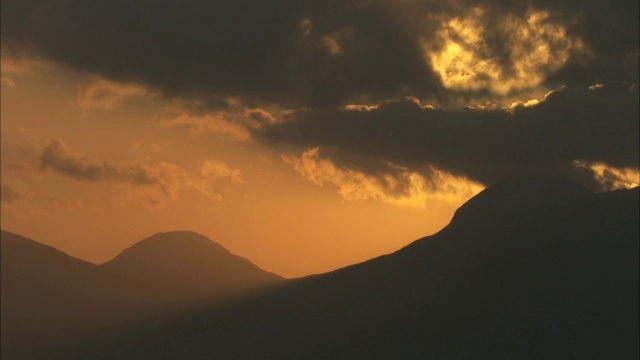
[0, 230, 283, 360]
[100, 231, 283, 298]
[94, 177, 639, 359]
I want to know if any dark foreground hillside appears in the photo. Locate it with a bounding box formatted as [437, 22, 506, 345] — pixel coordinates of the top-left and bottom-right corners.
[93, 177, 639, 359]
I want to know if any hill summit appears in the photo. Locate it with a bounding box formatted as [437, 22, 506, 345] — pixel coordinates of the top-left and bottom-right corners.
[101, 231, 282, 297]
[451, 176, 593, 225]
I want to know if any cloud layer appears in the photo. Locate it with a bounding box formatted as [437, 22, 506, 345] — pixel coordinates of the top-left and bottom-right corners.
[4, 0, 637, 106]
[3, 0, 638, 196]
[262, 83, 639, 191]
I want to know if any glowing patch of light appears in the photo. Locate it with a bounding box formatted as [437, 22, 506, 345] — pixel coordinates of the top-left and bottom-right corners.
[426, 8, 588, 95]
[344, 97, 437, 111]
[282, 148, 484, 208]
[573, 160, 640, 190]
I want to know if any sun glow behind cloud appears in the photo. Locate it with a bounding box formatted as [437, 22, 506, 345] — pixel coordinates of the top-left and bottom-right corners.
[426, 8, 587, 95]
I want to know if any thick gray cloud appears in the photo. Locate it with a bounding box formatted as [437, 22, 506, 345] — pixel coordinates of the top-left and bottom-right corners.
[261, 83, 639, 191]
[3, 0, 637, 106]
[1, 0, 441, 106]
[3, 0, 638, 191]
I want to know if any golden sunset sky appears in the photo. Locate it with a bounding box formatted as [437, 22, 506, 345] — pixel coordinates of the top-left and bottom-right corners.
[2, 0, 638, 277]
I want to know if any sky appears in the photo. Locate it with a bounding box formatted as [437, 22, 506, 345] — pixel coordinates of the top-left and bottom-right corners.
[1, 0, 638, 278]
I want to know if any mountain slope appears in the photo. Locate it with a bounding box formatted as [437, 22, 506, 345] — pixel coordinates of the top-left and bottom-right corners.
[0, 230, 165, 360]
[95, 178, 639, 359]
[100, 231, 283, 298]
[1, 230, 284, 360]
[1, 230, 102, 323]
[0, 230, 155, 319]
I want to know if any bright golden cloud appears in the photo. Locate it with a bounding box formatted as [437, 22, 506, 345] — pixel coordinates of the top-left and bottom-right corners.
[283, 148, 484, 208]
[426, 8, 587, 95]
[345, 96, 434, 111]
[573, 160, 640, 190]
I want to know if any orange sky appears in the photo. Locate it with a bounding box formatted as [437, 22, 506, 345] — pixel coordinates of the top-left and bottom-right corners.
[2, 1, 638, 278]
[0, 61, 474, 278]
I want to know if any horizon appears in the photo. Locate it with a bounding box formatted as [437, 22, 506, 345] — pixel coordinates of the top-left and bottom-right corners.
[2, 0, 639, 278]
[2, 177, 637, 280]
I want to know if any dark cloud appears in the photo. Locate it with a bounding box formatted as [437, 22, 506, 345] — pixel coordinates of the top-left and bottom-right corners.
[3, 1, 637, 192]
[39, 138, 158, 185]
[1, 0, 441, 107]
[539, 0, 640, 88]
[3, 0, 636, 107]
[261, 83, 639, 191]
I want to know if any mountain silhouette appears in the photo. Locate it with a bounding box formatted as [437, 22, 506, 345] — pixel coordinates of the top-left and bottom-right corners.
[0, 230, 159, 315]
[1, 230, 283, 359]
[90, 177, 639, 359]
[100, 230, 283, 299]
[0, 230, 165, 359]
[450, 176, 593, 225]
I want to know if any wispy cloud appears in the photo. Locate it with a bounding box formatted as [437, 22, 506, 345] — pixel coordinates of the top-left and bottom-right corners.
[40, 138, 159, 185]
[38, 138, 244, 210]
[1, 181, 30, 205]
[0, 49, 48, 74]
[2, 76, 17, 88]
[76, 77, 151, 111]
[160, 99, 278, 141]
[573, 161, 640, 190]
[0, 181, 47, 216]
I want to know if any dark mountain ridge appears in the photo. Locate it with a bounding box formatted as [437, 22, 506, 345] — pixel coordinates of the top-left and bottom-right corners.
[1, 230, 283, 360]
[92, 178, 639, 359]
[1, 231, 167, 360]
[450, 176, 594, 225]
[2, 177, 637, 359]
